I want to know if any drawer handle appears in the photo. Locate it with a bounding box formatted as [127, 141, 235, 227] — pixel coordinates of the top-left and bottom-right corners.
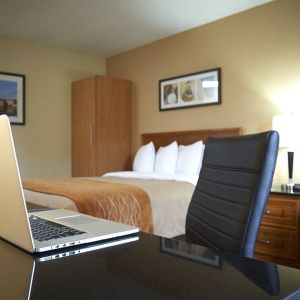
[258, 239, 271, 245]
[264, 209, 271, 215]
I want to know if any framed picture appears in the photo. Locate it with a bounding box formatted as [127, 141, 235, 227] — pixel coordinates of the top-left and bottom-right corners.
[0, 72, 25, 125]
[160, 237, 222, 268]
[159, 67, 221, 111]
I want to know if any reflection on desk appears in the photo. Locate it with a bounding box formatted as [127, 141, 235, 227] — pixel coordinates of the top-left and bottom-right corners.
[0, 233, 300, 299]
[160, 237, 280, 296]
[161, 237, 221, 268]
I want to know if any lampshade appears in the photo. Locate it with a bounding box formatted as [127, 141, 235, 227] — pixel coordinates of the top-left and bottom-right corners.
[272, 115, 295, 149]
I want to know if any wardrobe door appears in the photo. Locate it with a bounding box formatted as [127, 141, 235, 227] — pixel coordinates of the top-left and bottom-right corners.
[95, 76, 131, 175]
[72, 77, 96, 176]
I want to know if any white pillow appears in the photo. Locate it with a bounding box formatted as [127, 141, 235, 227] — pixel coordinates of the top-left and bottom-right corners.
[155, 141, 178, 174]
[133, 142, 155, 173]
[176, 141, 205, 176]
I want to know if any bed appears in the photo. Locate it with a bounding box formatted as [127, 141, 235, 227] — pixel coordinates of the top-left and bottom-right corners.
[23, 127, 242, 238]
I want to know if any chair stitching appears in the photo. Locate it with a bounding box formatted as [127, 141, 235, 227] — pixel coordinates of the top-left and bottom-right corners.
[192, 200, 247, 224]
[198, 176, 255, 191]
[188, 213, 241, 241]
[194, 189, 250, 208]
[203, 164, 259, 175]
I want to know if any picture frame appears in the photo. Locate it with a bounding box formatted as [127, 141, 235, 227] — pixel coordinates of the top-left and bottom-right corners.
[159, 67, 221, 111]
[0, 72, 25, 125]
[160, 237, 222, 268]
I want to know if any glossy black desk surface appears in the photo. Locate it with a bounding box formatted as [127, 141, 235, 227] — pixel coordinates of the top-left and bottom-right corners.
[1, 233, 300, 300]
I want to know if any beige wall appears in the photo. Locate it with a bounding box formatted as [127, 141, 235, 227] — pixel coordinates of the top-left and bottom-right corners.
[106, 0, 300, 186]
[0, 37, 105, 178]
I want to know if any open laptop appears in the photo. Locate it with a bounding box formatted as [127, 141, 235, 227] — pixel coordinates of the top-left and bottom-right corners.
[0, 114, 139, 253]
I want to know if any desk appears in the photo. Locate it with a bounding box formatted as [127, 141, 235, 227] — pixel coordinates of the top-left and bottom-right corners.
[0, 231, 300, 299]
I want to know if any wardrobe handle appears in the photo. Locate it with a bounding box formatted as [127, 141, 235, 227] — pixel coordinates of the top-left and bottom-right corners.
[90, 124, 94, 146]
[265, 209, 271, 215]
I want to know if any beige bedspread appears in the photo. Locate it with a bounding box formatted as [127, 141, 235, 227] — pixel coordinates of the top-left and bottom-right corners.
[23, 178, 153, 233]
[23, 177, 195, 238]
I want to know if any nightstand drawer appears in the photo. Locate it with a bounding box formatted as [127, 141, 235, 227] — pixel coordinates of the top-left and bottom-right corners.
[261, 196, 298, 229]
[256, 226, 299, 260]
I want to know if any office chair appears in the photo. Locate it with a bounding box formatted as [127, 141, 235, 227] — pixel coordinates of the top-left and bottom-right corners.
[185, 131, 279, 258]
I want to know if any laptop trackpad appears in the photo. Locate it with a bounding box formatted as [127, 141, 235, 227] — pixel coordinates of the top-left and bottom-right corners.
[57, 215, 99, 225]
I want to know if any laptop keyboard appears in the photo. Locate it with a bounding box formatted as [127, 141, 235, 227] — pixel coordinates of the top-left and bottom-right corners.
[29, 215, 86, 242]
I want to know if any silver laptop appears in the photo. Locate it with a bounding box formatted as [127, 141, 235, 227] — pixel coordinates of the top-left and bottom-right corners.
[0, 114, 139, 253]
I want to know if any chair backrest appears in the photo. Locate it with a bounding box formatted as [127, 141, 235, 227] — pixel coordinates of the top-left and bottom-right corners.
[186, 131, 279, 258]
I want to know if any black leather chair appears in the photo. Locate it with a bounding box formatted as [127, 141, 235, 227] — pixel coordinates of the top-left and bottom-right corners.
[185, 131, 279, 258]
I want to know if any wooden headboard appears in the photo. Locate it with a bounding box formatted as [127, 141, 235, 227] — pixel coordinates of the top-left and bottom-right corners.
[141, 127, 242, 149]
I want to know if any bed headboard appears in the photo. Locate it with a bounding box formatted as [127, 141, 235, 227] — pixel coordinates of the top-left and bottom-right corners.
[141, 127, 242, 149]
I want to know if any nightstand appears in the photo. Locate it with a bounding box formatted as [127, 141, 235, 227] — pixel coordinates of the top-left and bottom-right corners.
[255, 187, 300, 268]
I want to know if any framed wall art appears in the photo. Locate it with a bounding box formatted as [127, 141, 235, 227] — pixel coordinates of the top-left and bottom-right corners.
[0, 72, 25, 125]
[159, 67, 221, 111]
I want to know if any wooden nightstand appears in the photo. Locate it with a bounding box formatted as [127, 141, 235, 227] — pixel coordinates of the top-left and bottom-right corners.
[255, 187, 300, 268]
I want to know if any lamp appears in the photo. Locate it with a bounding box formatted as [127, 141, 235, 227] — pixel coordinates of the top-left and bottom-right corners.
[272, 115, 296, 192]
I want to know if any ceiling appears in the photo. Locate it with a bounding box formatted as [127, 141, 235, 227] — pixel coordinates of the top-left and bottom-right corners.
[0, 0, 273, 58]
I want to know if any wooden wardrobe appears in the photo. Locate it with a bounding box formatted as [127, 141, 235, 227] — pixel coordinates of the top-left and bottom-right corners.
[72, 75, 131, 177]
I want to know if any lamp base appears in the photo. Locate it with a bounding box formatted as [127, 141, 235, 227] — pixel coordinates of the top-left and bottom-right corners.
[281, 183, 294, 193]
[287, 182, 294, 193]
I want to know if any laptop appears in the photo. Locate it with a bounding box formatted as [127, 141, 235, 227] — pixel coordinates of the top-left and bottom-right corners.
[0, 114, 139, 253]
